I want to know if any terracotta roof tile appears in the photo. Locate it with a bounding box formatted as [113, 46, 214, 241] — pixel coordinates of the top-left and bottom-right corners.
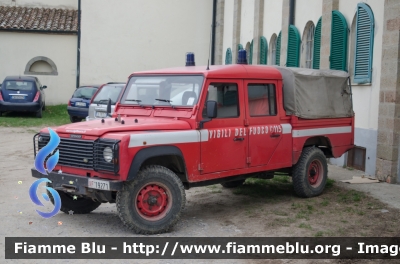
[0, 5, 78, 32]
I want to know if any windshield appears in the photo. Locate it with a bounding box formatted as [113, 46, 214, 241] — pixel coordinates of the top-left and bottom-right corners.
[93, 84, 124, 105]
[121, 75, 204, 107]
[4, 81, 34, 91]
[73, 87, 98, 99]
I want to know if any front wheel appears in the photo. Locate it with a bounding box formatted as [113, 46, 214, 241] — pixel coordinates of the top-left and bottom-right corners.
[116, 165, 186, 234]
[292, 146, 328, 198]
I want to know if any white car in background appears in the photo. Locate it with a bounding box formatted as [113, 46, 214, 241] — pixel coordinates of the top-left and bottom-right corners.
[87, 82, 125, 120]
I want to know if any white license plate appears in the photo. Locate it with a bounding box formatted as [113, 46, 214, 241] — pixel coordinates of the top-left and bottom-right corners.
[96, 112, 107, 118]
[12, 96, 25, 99]
[75, 102, 86, 107]
[88, 179, 110, 190]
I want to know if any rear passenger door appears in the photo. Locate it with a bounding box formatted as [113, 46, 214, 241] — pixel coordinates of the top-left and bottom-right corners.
[200, 79, 247, 174]
[244, 80, 282, 167]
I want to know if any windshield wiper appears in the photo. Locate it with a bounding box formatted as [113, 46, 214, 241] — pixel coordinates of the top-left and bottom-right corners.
[125, 99, 143, 107]
[154, 98, 175, 108]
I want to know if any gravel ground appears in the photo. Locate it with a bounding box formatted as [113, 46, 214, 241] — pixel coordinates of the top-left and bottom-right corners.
[0, 126, 399, 264]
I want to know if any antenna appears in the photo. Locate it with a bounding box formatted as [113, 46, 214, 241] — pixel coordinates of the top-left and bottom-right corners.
[206, 24, 212, 70]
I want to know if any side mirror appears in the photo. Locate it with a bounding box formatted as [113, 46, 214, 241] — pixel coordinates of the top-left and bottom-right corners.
[206, 100, 217, 118]
[42, 85, 47, 89]
[199, 100, 217, 129]
[106, 98, 112, 117]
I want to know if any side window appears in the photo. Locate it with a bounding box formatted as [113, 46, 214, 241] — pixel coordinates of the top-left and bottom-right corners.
[247, 84, 277, 117]
[203, 83, 239, 118]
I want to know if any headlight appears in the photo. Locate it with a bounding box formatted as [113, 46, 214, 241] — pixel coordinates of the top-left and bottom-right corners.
[103, 147, 113, 162]
[38, 135, 43, 142]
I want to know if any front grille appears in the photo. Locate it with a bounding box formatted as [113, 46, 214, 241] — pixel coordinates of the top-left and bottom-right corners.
[34, 133, 120, 174]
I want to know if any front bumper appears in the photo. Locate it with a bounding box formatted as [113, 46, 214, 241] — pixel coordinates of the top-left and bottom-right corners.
[67, 106, 88, 118]
[0, 101, 41, 112]
[31, 168, 123, 195]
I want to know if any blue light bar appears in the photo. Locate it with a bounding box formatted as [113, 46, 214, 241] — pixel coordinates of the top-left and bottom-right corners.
[237, 49, 247, 64]
[186, 52, 195, 66]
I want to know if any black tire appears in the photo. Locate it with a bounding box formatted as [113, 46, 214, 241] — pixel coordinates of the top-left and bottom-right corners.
[69, 115, 81, 123]
[116, 165, 186, 234]
[292, 146, 328, 198]
[42, 102, 46, 111]
[35, 107, 42, 118]
[221, 179, 245, 188]
[0, 111, 2, 117]
[48, 190, 101, 214]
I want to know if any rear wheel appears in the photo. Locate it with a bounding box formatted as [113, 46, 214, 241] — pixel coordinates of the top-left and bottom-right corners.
[35, 107, 42, 118]
[42, 102, 46, 111]
[292, 146, 327, 198]
[221, 179, 245, 188]
[117, 165, 186, 234]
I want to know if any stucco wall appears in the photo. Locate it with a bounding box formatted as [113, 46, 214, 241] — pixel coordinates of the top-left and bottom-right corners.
[295, 0, 322, 35]
[80, 0, 213, 85]
[240, 0, 255, 46]
[0, 32, 77, 105]
[222, 0, 234, 64]
[263, 0, 283, 47]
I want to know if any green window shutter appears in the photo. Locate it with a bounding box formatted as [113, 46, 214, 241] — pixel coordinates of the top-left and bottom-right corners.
[354, 3, 374, 83]
[313, 17, 322, 69]
[225, 48, 232, 65]
[276, 31, 281, 66]
[330, 10, 348, 71]
[260, 36, 268, 64]
[286, 25, 301, 67]
[238, 44, 243, 50]
[249, 40, 253, 64]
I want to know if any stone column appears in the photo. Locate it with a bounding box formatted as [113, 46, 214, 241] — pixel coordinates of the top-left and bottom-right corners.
[320, 0, 339, 69]
[252, 0, 264, 64]
[375, 0, 400, 184]
[214, 0, 225, 65]
[232, 0, 242, 64]
[280, 0, 290, 66]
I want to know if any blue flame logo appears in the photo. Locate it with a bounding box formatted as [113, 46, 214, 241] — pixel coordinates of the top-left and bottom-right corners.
[30, 128, 61, 218]
[34, 128, 60, 175]
[29, 178, 61, 218]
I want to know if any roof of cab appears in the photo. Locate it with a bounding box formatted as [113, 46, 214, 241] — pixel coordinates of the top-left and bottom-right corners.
[129, 64, 283, 80]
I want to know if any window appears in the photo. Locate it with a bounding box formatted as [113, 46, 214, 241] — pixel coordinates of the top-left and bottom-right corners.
[260, 36, 268, 65]
[225, 48, 232, 65]
[203, 83, 239, 118]
[245, 41, 251, 64]
[353, 3, 374, 83]
[330, 10, 349, 71]
[302, 22, 315, 69]
[276, 31, 282, 65]
[269, 34, 278, 65]
[313, 17, 322, 69]
[347, 146, 366, 171]
[247, 84, 276, 116]
[24, 56, 58, 75]
[287, 25, 301, 67]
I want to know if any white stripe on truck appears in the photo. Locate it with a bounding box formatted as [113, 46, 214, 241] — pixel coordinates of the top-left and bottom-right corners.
[292, 126, 352, 138]
[129, 130, 209, 148]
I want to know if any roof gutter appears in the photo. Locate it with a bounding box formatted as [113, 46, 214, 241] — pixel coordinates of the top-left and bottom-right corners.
[76, 0, 81, 88]
[211, 0, 217, 65]
[0, 29, 77, 34]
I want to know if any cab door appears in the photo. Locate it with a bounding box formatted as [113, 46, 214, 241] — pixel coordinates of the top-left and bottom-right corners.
[200, 79, 247, 174]
[245, 81, 282, 167]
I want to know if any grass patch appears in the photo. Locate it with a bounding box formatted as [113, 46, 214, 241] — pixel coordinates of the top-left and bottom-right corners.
[314, 231, 324, 237]
[338, 190, 365, 203]
[326, 178, 335, 188]
[299, 223, 312, 229]
[0, 104, 70, 127]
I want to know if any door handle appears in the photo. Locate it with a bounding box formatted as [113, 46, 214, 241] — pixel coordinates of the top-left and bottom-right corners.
[270, 133, 281, 138]
[233, 137, 245, 141]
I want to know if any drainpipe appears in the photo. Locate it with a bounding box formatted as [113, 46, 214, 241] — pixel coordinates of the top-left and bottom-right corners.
[211, 0, 217, 65]
[76, 0, 81, 88]
[289, 0, 295, 25]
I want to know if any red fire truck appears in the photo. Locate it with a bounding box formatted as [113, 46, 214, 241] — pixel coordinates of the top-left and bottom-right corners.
[32, 51, 354, 234]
